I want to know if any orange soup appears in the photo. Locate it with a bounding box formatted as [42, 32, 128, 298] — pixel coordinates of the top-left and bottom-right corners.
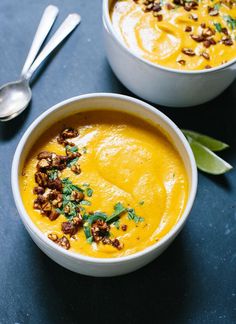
[20, 110, 188, 258]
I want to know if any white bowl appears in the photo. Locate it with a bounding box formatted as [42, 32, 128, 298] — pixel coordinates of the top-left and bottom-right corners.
[103, 0, 236, 107]
[12, 93, 197, 277]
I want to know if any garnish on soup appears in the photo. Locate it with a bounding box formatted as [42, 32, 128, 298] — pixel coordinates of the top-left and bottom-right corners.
[20, 111, 188, 258]
[111, 0, 236, 70]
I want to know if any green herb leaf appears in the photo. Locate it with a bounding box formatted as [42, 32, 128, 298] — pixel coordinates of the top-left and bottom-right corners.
[113, 220, 120, 229]
[214, 2, 221, 10]
[139, 200, 144, 205]
[214, 22, 222, 32]
[127, 208, 144, 223]
[86, 188, 93, 197]
[106, 202, 126, 223]
[47, 169, 58, 180]
[182, 130, 229, 151]
[66, 145, 78, 153]
[80, 200, 91, 206]
[67, 157, 79, 167]
[224, 15, 236, 30]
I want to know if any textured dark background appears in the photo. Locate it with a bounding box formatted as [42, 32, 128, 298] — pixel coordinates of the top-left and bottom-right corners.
[0, 0, 235, 323]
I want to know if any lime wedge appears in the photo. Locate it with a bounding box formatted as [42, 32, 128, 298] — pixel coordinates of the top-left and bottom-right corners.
[187, 137, 233, 175]
[182, 129, 229, 151]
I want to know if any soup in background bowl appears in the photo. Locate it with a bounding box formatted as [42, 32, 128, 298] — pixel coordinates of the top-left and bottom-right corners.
[111, 0, 236, 71]
[12, 94, 197, 276]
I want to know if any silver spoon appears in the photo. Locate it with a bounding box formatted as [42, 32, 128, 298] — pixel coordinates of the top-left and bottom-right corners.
[0, 8, 81, 122]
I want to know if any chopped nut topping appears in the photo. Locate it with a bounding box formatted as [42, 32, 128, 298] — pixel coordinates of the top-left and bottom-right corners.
[121, 224, 127, 231]
[48, 233, 58, 242]
[35, 172, 48, 187]
[177, 59, 186, 65]
[191, 34, 205, 42]
[222, 36, 233, 46]
[57, 236, 70, 250]
[205, 65, 212, 69]
[201, 51, 210, 60]
[182, 48, 195, 56]
[33, 186, 45, 195]
[189, 13, 198, 21]
[91, 219, 110, 243]
[208, 6, 219, 16]
[71, 190, 84, 202]
[185, 26, 192, 32]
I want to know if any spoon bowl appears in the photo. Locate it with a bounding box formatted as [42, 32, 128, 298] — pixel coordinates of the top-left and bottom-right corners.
[0, 80, 32, 121]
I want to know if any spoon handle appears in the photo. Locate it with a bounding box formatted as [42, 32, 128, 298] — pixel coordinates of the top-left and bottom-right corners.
[24, 13, 81, 81]
[21, 5, 59, 79]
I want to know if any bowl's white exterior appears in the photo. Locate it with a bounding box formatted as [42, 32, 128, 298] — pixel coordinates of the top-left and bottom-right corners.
[12, 93, 197, 277]
[103, 0, 236, 107]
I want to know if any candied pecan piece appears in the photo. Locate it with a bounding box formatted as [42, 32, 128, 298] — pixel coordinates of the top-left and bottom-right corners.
[57, 236, 70, 250]
[111, 238, 124, 250]
[201, 52, 210, 60]
[189, 13, 198, 21]
[91, 220, 110, 243]
[177, 59, 186, 65]
[121, 224, 127, 231]
[61, 128, 79, 139]
[156, 14, 163, 21]
[61, 216, 82, 236]
[41, 201, 52, 213]
[185, 26, 192, 32]
[205, 65, 212, 69]
[153, 2, 161, 11]
[202, 27, 215, 37]
[201, 23, 206, 28]
[222, 28, 228, 35]
[33, 186, 45, 195]
[47, 178, 62, 191]
[48, 210, 60, 221]
[48, 233, 58, 242]
[48, 190, 63, 207]
[203, 40, 211, 48]
[33, 194, 48, 209]
[51, 154, 68, 170]
[191, 34, 204, 42]
[71, 190, 84, 202]
[35, 172, 48, 187]
[222, 37, 233, 46]
[37, 151, 52, 160]
[71, 163, 81, 174]
[208, 6, 219, 16]
[37, 158, 51, 171]
[182, 48, 195, 56]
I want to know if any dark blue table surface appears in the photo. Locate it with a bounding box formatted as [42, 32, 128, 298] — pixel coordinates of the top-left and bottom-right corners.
[0, 1, 235, 323]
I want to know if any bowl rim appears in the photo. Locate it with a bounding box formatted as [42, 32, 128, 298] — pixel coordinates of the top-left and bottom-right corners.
[103, 0, 236, 75]
[12, 93, 198, 264]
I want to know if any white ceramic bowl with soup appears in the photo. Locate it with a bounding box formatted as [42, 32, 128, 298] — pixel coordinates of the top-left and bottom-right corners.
[12, 93, 197, 276]
[103, 0, 236, 107]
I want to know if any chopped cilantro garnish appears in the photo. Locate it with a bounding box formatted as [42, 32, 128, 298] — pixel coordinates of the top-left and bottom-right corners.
[67, 157, 79, 167]
[214, 2, 221, 10]
[66, 145, 78, 153]
[113, 220, 120, 229]
[224, 15, 236, 30]
[80, 200, 91, 206]
[86, 188, 93, 197]
[47, 169, 58, 180]
[214, 22, 222, 33]
[139, 200, 144, 205]
[106, 202, 126, 223]
[127, 208, 144, 223]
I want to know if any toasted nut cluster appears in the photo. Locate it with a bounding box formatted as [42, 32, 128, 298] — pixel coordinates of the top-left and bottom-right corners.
[61, 215, 83, 236]
[57, 128, 79, 146]
[91, 219, 110, 243]
[48, 233, 70, 250]
[173, 0, 198, 11]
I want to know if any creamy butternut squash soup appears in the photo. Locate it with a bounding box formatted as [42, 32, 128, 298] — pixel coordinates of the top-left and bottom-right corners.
[20, 110, 188, 258]
[111, 0, 236, 70]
